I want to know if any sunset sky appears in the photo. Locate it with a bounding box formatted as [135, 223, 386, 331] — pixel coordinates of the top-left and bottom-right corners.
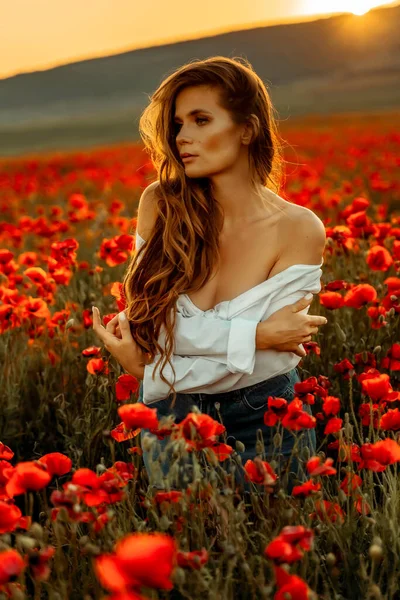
[1, 0, 398, 80]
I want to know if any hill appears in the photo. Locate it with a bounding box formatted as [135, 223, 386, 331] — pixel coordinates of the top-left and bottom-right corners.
[1, 5, 399, 156]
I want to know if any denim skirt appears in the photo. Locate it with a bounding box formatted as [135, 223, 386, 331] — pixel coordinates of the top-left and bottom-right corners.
[136, 367, 316, 495]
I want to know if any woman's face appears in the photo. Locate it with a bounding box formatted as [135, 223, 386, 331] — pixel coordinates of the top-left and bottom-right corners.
[173, 85, 248, 178]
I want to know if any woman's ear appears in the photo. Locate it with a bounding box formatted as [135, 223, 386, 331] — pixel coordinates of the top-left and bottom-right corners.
[242, 114, 260, 145]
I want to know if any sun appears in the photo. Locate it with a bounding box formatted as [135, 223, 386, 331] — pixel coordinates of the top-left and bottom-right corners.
[350, 1, 374, 14]
[302, 1, 390, 17]
[352, 6, 369, 14]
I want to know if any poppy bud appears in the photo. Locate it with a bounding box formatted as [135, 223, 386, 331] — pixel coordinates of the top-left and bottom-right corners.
[235, 440, 245, 453]
[369, 544, 383, 562]
[273, 433, 282, 448]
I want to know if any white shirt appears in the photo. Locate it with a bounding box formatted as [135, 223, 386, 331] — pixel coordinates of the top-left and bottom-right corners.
[135, 231, 323, 405]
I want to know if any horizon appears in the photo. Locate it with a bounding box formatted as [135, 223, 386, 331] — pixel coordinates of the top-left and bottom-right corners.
[2, 0, 399, 81]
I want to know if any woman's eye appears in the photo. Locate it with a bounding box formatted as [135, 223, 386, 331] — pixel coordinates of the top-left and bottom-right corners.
[174, 118, 208, 133]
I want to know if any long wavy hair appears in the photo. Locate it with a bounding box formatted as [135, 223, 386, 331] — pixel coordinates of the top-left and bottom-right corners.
[122, 55, 286, 407]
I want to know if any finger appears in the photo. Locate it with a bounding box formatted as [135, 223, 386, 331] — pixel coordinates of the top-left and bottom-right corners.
[117, 311, 132, 340]
[292, 294, 313, 312]
[106, 314, 119, 334]
[92, 306, 104, 332]
[92, 307, 117, 347]
[310, 316, 328, 325]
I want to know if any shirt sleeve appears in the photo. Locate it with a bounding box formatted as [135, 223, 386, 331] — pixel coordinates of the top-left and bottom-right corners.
[171, 312, 260, 374]
[141, 313, 259, 403]
[142, 287, 319, 403]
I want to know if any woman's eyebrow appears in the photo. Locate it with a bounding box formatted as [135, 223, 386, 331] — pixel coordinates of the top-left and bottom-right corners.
[174, 109, 212, 121]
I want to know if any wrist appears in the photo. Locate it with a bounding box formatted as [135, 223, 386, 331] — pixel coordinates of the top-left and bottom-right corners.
[127, 364, 145, 380]
[256, 321, 272, 350]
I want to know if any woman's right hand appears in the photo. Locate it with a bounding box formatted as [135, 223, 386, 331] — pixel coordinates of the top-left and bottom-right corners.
[262, 295, 328, 357]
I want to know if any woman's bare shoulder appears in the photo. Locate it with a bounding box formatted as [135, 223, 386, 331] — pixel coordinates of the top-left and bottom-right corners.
[278, 202, 326, 266]
[136, 180, 160, 239]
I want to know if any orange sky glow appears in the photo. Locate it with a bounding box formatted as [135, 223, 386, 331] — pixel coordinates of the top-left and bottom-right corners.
[1, 0, 398, 79]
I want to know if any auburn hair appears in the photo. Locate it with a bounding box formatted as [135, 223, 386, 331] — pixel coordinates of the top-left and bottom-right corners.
[122, 55, 286, 407]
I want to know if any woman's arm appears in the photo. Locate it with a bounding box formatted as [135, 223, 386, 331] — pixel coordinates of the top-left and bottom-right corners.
[169, 313, 270, 374]
[141, 288, 320, 402]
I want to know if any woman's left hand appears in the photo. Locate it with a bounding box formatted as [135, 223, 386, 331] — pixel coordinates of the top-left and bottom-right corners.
[92, 307, 146, 380]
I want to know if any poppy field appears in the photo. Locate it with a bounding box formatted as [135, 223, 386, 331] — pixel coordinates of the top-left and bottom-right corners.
[0, 111, 400, 599]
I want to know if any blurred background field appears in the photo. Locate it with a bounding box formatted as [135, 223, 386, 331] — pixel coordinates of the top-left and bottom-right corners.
[0, 3, 399, 157]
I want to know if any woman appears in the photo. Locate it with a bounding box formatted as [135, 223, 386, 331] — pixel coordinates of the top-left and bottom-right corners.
[93, 56, 327, 495]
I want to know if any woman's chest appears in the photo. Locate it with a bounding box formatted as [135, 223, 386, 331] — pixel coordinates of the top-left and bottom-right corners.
[186, 218, 284, 312]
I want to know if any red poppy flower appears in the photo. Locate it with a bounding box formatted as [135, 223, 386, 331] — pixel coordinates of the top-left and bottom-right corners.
[28, 546, 56, 581]
[37, 453, 72, 477]
[244, 457, 277, 487]
[333, 359, 354, 380]
[5, 461, 52, 498]
[179, 413, 225, 451]
[329, 440, 361, 464]
[294, 377, 327, 399]
[94, 533, 177, 592]
[273, 566, 312, 600]
[281, 398, 317, 431]
[340, 196, 370, 219]
[99, 235, 133, 267]
[263, 396, 289, 426]
[359, 438, 400, 471]
[324, 279, 350, 291]
[110, 281, 127, 312]
[324, 417, 343, 435]
[339, 472, 363, 496]
[360, 372, 395, 401]
[50, 238, 79, 265]
[0, 501, 22, 534]
[355, 496, 371, 515]
[381, 343, 400, 371]
[0, 443, 14, 461]
[344, 284, 378, 308]
[322, 396, 341, 416]
[310, 499, 345, 524]
[24, 267, 49, 286]
[380, 408, 400, 431]
[207, 442, 234, 462]
[87, 358, 108, 375]
[115, 374, 140, 401]
[366, 245, 393, 271]
[118, 403, 159, 431]
[110, 422, 141, 442]
[21, 296, 51, 321]
[292, 480, 321, 497]
[265, 526, 313, 564]
[154, 491, 183, 505]
[319, 291, 345, 309]
[306, 456, 337, 476]
[176, 548, 208, 570]
[354, 351, 377, 369]
[82, 346, 102, 357]
[0, 549, 26, 585]
[358, 403, 383, 428]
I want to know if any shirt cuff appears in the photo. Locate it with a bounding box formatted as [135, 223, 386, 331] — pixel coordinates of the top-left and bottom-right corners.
[226, 318, 258, 374]
[142, 358, 173, 404]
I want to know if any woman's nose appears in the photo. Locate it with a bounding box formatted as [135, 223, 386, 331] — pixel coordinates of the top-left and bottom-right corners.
[177, 136, 192, 147]
[176, 129, 192, 145]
